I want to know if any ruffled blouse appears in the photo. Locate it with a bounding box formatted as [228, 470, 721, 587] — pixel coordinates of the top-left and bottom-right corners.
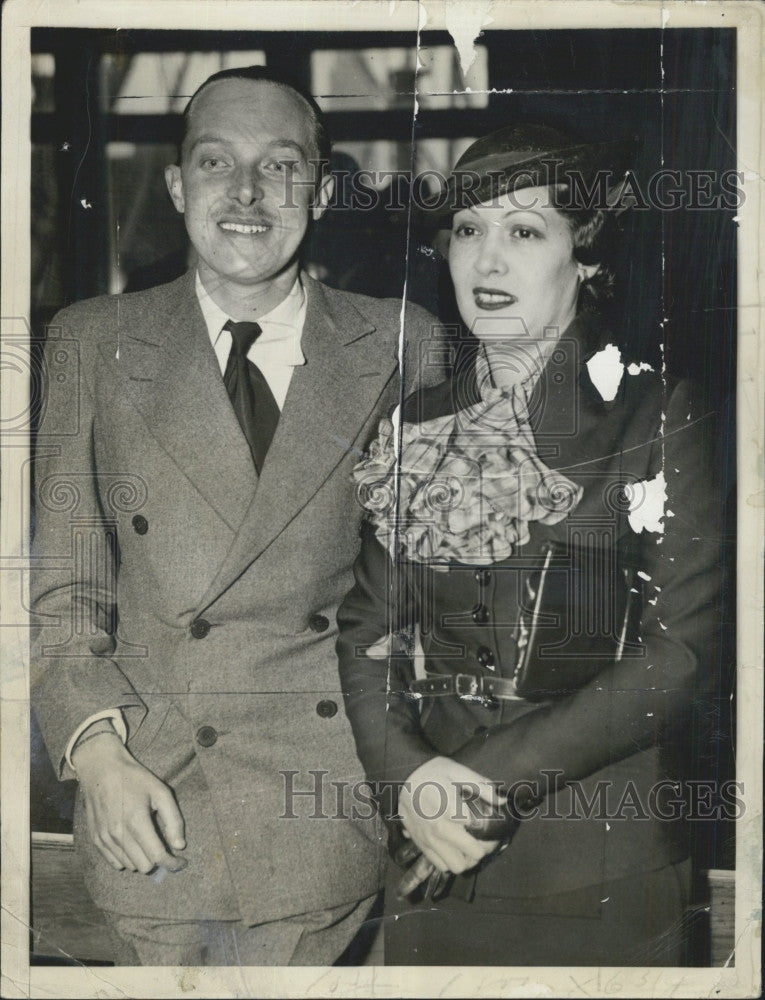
[353, 349, 583, 569]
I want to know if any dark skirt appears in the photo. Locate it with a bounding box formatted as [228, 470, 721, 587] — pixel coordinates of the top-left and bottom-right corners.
[383, 857, 694, 966]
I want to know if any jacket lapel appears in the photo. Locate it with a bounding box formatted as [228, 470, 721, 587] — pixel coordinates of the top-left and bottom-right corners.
[98, 271, 258, 532]
[197, 274, 399, 609]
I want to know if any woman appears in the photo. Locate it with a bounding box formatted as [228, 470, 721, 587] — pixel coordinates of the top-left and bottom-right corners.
[336, 125, 722, 966]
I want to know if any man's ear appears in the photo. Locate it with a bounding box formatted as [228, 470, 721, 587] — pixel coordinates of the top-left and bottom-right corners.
[165, 164, 185, 214]
[311, 173, 335, 222]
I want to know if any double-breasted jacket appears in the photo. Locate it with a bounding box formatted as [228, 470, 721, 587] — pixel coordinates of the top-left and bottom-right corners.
[31, 269, 442, 924]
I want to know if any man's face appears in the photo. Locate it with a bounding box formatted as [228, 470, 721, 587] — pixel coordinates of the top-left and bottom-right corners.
[165, 79, 332, 296]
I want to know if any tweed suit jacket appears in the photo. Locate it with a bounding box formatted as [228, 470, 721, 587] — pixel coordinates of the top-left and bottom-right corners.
[30, 269, 442, 925]
[337, 313, 724, 899]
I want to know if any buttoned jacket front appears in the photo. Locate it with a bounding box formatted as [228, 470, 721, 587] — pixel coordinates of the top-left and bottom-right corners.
[31, 269, 442, 925]
[337, 315, 724, 899]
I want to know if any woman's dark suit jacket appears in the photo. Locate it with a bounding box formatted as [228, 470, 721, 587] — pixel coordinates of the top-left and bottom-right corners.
[336, 314, 723, 900]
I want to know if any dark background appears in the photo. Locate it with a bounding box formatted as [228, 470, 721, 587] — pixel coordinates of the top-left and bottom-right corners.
[30, 27, 736, 874]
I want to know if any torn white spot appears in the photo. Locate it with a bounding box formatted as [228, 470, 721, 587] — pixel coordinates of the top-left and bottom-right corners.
[390, 402, 402, 443]
[586, 343, 623, 401]
[647, 712, 654, 717]
[666, 509, 675, 518]
[648, 597, 658, 605]
[627, 361, 654, 375]
[61, 141, 71, 151]
[628, 471, 668, 534]
[600, 897, 610, 903]
[80, 198, 92, 209]
[637, 570, 652, 582]
[605, 822, 611, 831]
[658, 620, 668, 631]
[443, 0, 494, 77]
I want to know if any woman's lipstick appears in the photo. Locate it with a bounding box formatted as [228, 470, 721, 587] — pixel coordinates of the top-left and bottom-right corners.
[473, 287, 518, 310]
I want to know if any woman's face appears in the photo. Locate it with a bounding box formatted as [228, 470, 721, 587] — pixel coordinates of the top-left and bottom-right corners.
[448, 186, 588, 341]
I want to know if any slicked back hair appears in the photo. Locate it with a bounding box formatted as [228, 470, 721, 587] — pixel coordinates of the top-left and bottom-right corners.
[176, 65, 331, 187]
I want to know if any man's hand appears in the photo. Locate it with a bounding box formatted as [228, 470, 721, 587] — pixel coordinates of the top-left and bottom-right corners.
[398, 756, 503, 875]
[72, 734, 187, 874]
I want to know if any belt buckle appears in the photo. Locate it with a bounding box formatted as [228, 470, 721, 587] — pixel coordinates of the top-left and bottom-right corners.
[455, 673, 482, 698]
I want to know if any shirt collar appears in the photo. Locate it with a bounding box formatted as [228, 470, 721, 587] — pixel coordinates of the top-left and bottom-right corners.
[195, 271, 307, 366]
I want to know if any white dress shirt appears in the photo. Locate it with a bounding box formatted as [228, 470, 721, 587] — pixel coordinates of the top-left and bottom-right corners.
[195, 271, 306, 409]
[65, 273, 308, 769]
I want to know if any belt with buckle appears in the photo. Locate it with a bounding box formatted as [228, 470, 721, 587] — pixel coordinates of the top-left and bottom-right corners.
[409, 673, 523, 701]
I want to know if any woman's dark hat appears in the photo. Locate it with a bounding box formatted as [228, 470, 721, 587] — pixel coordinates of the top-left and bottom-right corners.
[421, 123, 638, 226]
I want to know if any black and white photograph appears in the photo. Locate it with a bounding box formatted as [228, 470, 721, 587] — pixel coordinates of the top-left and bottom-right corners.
[1, 1, 762, 997]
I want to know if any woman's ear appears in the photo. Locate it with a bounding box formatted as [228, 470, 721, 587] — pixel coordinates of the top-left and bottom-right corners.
[577, 261, 601, 283]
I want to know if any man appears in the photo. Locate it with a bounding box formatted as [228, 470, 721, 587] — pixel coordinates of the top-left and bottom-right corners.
[30, 65, 439, 966]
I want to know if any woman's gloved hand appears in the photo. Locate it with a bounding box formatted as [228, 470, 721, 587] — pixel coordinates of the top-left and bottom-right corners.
[398, 756, 505, 875]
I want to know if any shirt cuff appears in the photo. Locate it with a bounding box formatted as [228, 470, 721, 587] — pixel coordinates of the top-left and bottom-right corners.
[65, 709, 128, 771]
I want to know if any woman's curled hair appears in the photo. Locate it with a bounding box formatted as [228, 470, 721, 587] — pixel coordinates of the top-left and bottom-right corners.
[554, 199, 617, 309]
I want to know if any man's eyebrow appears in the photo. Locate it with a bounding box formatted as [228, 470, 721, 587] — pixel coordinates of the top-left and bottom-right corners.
[267, 139, 308, 157]
[187, 136, 308, 158]
[188, 135, 230, 153]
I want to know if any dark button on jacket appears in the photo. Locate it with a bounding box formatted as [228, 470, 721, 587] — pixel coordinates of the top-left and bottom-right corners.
[316, 699, 338, 718]
[474, 569, 492, 585]
[190, 618, 211, 639]
[308, 613, 330, 633]
[132, 514, 148, 535]
[196, 725, 218, 747]
[476, 645, 495, 669]
[472, 604, 490, 624]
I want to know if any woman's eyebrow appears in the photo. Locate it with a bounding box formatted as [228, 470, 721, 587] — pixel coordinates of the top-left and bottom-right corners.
[501, 208, 547, 222]
[457, 206, 549, 222]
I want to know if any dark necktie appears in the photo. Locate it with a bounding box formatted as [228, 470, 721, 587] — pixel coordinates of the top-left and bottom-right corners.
[223, 320, 280, 474]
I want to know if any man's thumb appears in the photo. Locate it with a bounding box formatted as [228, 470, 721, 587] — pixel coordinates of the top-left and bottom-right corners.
[155, 790, 186, 850]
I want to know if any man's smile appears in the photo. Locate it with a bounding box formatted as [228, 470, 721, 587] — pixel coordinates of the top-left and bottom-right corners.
[218, 220, 272, 235]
